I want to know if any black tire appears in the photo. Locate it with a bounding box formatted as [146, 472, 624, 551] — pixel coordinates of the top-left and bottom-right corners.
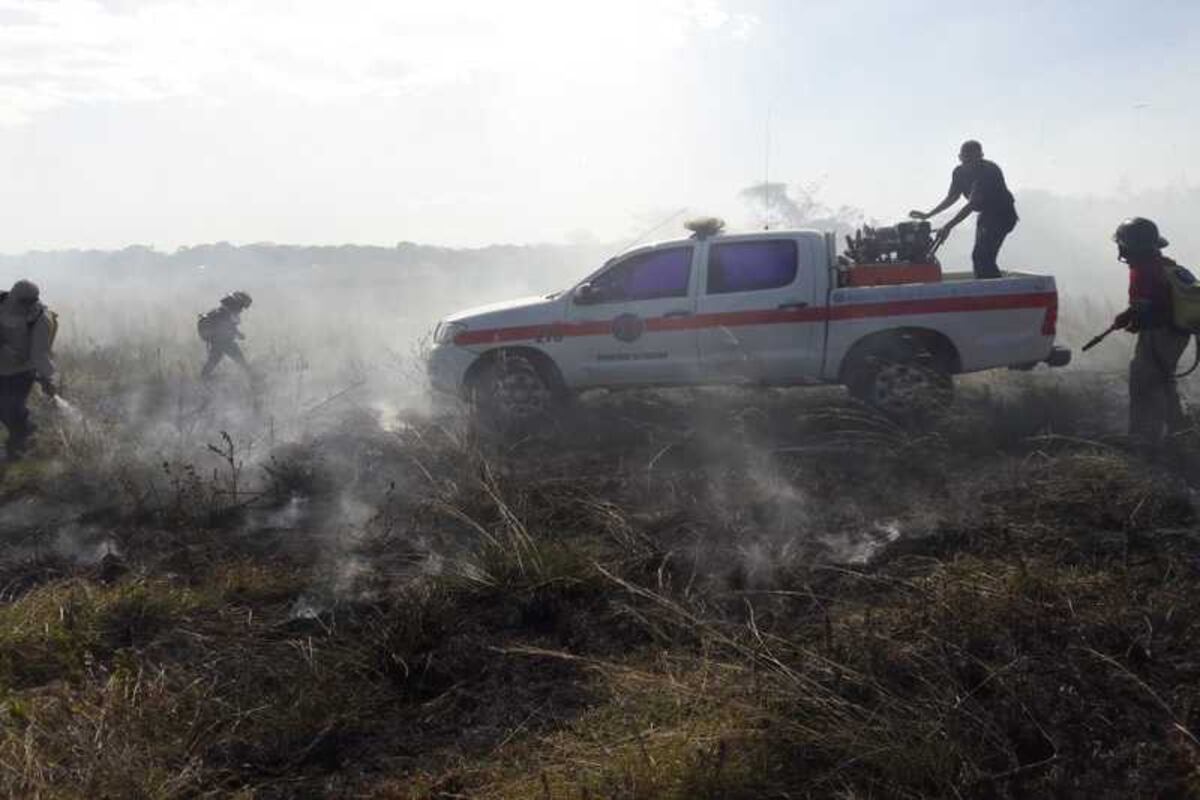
[846, 355, 953, 421]
[468, 352, 560, 432]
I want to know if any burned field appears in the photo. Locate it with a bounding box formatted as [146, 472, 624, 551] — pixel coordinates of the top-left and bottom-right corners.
[0, 357, 1199, 799]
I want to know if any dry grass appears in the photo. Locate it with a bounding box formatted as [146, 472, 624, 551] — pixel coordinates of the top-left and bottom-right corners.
[1, 345, 1199, 798]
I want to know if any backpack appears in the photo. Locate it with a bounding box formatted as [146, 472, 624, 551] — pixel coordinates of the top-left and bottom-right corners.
[1155, 261, 1200, 378]
[0, 292, 58, 351]
[1161, 261, 1200, 331]
[197, 309, 224, 342]
[39, 308, 57, 351]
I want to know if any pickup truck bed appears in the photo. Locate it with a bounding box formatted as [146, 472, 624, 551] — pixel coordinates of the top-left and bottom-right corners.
[824, 271, 1058, 380]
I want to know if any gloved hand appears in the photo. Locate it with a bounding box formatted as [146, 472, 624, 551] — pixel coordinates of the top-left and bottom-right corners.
[1114, 308, 1135, 330]
[933, 226, 951, 245]
[908, 210, 930, 221]
[38, 378, 57, 399]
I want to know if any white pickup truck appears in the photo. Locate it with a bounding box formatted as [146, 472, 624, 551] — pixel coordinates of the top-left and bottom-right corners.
[427, 227, 1070, 421]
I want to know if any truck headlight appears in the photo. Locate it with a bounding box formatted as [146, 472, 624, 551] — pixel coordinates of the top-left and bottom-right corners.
[433, 321, 467, 345]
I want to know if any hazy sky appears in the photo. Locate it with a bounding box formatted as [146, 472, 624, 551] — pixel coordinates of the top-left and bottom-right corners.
[0, 0, 1197, 252]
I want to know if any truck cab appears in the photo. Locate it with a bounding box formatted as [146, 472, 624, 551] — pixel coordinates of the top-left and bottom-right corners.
[558, 230, 827, 388]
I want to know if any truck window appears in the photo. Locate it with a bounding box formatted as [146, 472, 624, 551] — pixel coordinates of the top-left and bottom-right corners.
[591, 246, 692, 302]
[706, 240, 798, 294]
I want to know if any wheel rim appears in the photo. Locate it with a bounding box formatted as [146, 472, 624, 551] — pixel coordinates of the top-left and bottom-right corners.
[871, 362, 950, 417]
[490, 362, 551, 421]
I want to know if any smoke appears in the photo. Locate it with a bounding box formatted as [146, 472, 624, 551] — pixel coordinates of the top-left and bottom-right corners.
[52, 524, 121, 567]
[0, 181, 1197, 600]
[0, 242, 594, 595]
[0, 495, 118, 568]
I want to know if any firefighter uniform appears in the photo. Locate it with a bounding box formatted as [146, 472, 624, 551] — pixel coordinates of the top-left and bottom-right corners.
[0, 281, 56, 460]
[199, 292, 253, 379]
[1114, 218, 1191, 446]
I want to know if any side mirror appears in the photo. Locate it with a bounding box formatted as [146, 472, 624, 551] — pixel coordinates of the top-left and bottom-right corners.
[574, 283, 601, 305]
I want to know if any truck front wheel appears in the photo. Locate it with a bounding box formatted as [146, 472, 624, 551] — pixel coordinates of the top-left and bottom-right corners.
[467, 351, 561, 430]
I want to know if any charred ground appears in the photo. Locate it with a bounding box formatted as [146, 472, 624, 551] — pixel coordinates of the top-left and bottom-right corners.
[1, 354, 1199, 799]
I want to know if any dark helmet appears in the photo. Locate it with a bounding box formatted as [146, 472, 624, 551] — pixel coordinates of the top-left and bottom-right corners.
[9, 280, 39, 303]
[1113, 217, 1168, 254]
[221, 291, 252, 310]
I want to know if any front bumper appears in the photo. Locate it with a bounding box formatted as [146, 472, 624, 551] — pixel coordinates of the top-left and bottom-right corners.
[427, 344, 478, 396]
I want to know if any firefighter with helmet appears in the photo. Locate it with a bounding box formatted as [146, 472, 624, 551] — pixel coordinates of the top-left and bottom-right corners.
[1112, 217, 1191, 447]
[0, 280, 57, 460]
[199, 291, 253, 379]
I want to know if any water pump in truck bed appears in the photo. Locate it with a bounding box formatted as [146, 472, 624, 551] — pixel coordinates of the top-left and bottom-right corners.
[837, 220, 943, 287]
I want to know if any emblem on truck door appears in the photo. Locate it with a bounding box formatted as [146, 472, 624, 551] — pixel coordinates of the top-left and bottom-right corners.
[612, 313, 645, 343]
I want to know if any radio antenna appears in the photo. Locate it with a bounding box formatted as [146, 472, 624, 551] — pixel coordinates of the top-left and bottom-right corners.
[762, 103, 772, 230]
[616, 206, 689, 255]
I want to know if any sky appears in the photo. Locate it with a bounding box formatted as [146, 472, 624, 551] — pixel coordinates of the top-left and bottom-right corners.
[0, 0, 1197, 252]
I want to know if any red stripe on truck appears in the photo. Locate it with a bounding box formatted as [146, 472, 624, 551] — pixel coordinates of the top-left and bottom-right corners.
[453, 291, 1057, 346]
[1041, 293, 1058, 335]
[826, 291, 1055, 321]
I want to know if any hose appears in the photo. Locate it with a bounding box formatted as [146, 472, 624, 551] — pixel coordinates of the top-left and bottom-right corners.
[1176, 333, 1200, 378]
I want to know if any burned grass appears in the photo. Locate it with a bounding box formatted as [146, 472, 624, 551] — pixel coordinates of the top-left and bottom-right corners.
[1, 363, 1199, 797]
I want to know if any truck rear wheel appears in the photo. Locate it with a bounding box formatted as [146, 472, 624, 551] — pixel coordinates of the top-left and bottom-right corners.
[848, 359, 953, 420]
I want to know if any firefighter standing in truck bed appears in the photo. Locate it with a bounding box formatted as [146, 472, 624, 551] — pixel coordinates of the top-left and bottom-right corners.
[910, 139, 1018, 279]
[1111, 217, 1191, 447]
[198, 291, 253, 379]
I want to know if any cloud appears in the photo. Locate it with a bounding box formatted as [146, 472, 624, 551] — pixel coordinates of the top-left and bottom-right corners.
[0, 0, 757, 124]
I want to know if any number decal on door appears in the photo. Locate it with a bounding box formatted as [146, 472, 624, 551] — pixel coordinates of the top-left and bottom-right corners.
[535, 327, 564, 344]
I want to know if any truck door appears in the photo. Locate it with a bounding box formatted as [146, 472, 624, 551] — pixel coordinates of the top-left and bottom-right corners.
[695, 236, 823, 383]
[564, 244, 700, 386]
